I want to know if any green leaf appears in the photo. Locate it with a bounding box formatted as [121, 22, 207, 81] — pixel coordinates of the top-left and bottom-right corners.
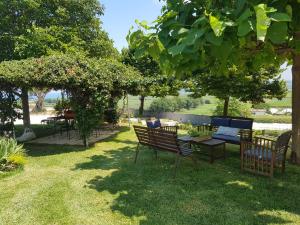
[211, 40, 233, 62]
[267, 22, 288, 44]
[181, 28, 205, 46]
[168, 44, 185, 56]
[235, 0, 246, 16]
[237, 8, 253, 23]
[254, 4, 272, 41]
[178, 28, 189, 35]
[269, 12, 291, 22]
[205, 32, 223, 46]
[209, 14, 225, 37]
[238, 20, 252, 37]
[192, 16, 207, 27]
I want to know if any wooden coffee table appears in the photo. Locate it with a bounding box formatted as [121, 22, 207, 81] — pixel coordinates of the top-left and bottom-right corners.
[192, 138, 226, 163]
[178, 136, 226, 163]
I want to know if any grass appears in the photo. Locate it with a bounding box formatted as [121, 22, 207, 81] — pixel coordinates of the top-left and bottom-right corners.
[1, 127, 300, 224]
[15, 124, 57, 138]
[253, 115, 291, 124]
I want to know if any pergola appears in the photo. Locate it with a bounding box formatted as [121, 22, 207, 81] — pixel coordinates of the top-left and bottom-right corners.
[0, 54, 142, 146]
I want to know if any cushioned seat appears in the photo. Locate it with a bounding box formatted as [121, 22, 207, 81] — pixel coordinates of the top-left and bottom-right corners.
[212, 134, 240, 143]
[244, 148, 282, 161]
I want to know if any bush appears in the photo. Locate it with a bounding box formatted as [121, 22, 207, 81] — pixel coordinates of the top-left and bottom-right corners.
[149, 97, 202, 114]
[204, 99, 211, 104]
[214, 98, 251, 118]
[0, 138, 26, 171]
[54, 98, 71, 114]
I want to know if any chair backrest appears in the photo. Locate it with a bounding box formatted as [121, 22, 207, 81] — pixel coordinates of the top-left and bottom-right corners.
[275, 131, 292, 156]
[133, 125, 179, 153]
[146, 119, 161, 129]
[211, 116, 253, 130]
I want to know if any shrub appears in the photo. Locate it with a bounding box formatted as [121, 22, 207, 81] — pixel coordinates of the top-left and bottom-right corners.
[149, 97, 202, 114]
[204, 99, 211, 104]
[54, 98, 71, 114]
[0, 138, 26, 171]
[214, 98, 252, 118]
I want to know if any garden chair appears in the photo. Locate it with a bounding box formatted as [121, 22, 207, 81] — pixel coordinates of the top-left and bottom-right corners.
[146, 118, 179, 133]
[241, 131, 292, 177]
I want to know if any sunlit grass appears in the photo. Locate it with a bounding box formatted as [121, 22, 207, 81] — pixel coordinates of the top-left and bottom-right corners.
[0, 127, 300, 225]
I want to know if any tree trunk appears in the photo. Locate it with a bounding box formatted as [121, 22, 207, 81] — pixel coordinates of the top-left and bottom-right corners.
[32, 94, 46, 112]
[291, 44, 300, 164]
[223, 97, 230, 116]
[139, 96, 145, 117]
[21, 88, 30, 128]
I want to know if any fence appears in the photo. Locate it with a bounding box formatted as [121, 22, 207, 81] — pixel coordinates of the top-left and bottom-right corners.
[127, 109, 211, 125]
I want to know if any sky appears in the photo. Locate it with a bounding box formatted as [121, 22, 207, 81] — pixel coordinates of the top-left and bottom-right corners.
[100, 0, 163, 51]
[99, 0, 292, 81]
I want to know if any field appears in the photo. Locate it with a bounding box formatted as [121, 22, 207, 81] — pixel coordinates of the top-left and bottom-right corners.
[124, 93, 292, 123]
[1, 128, 300, 225]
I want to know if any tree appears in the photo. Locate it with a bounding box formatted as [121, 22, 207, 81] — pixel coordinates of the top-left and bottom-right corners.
[0, 0, 118, 128]
[129, 0, 300, 163]
[122, 48, 182, 116]
[188, 67, 287, 116]
[214, 98, 252, 118]
[31, 88, 50, 113]
[0, 88, 22, 137]
[0, 55, 141, 146]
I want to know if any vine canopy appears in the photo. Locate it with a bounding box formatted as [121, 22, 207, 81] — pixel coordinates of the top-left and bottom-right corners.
[0, 55, 142, 96]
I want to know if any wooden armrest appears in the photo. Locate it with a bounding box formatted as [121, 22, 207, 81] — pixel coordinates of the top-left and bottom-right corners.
[254, 136, 276, 142]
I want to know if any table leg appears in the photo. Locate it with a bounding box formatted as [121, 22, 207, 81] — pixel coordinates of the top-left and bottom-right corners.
[210, 146, 215, 164]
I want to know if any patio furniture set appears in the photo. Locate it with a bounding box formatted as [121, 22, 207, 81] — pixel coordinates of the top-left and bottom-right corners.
[41, 110, 76, 139]
[134, 116, 292, 178]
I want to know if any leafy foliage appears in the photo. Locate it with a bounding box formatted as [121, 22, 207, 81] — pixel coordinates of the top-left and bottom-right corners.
[214, 98, 252, 118]
[0, 89, 22, 137]
[122, 48, 182, 116]
[0, 0, 118, 62]
[149, 97, 202, 114]
[0, 55, 142, 146]
[188, 67, 287, 105]
[0, 138, 26, 171]
[128, 0, 299, 76]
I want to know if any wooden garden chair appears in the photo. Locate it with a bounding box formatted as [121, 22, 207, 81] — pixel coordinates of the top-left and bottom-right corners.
[241, 131, 292, 177]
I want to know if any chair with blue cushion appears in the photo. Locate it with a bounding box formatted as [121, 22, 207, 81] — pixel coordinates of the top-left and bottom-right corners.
[146, 119, 178, 133]
[241, 130, 292, 177]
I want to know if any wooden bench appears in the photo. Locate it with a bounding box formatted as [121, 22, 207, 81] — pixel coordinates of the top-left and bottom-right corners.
[133, 125, 194, 177]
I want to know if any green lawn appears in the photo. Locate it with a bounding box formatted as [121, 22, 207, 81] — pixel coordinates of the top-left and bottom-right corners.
[1, 128, 300, 225]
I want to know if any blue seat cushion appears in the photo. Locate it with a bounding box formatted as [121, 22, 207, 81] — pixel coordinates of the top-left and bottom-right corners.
[212, 134, 240, 143]
[244, 148, 282, 161]
[211, 117, 231, 127]
[230, 119, 253, 129]
[146, 119, 161, 129]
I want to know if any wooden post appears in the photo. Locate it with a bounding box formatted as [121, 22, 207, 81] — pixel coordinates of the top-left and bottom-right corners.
[291, 39, 300, 164]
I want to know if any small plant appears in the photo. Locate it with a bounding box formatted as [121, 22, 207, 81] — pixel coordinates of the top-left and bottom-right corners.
[188, 127, 201, 137]
[0, 138, 26, 171]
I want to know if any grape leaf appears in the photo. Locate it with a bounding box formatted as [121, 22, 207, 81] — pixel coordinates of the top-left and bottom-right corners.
[267, 22, 288, 44]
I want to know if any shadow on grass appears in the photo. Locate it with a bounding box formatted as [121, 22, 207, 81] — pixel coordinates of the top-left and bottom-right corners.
[24, 126, 132, 157]
[73, 142, 300, 225]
